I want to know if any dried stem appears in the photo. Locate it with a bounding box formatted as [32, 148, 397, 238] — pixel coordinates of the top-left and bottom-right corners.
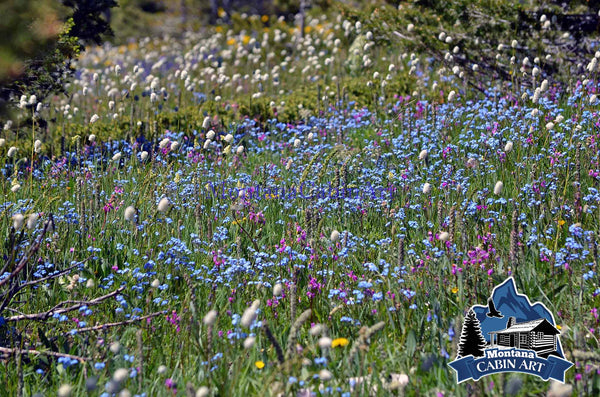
[0, 347, 89, 362]
[7, 286, 125, 322]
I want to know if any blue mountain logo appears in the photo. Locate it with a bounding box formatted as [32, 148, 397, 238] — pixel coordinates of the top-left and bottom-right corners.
[448, 277, 573, 383]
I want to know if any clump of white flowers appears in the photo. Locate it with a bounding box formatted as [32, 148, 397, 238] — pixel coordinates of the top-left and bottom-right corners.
[159, 138, 170, 149]
[12, 213, 24, 230]
[494, 181, 504, 195]
[157, 197, 171, 212]
[124, 206, 136, 223]
[330, 230, 340, 243]
[240, 299, 260, 328]
[203, 310, 218, 326]
[27, 213, 39, 230]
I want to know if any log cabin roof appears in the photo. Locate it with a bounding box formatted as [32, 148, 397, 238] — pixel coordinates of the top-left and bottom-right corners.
[489, 318, 560, 335]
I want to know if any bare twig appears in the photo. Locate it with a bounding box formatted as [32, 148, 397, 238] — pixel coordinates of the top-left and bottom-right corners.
[0, 347, 89, 362]
[231, 210, 259, 252]
[19, 257, 91, 289]
[0, 215, 54, 289]
[66, 310, 167, 334]
[7, 286, 125, 322]
[0, 257, 91, 302]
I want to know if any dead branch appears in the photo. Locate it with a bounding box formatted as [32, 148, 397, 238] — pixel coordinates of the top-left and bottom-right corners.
[0, 347, 89, 362]
[0, 215, 54, 289]
[0, 256, 92, 303]
[6, 286, 125, 322]
[67, 310, 167, 334]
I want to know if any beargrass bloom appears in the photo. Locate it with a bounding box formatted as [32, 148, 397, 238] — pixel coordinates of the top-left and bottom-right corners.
[243, 336, 256, 349]
[113, 368, 129, 383]
[57, 384, 72, 397]
[330, 230, 340, 243]
[109, 342, 120, 354]
[203, 310, 217, 326]
[319, 369, 333, 381]
[241, 300, 260, 328]
[310, 324, 324, 336]
[157, 197, 171, 212]
[12, 213, 24, 230]
[27, 213, 39, 230]
[318, 337, 332, 349]
[159, 138, 170, 149]
[124, 206, 136, 222]
[494, 181, 504, 195]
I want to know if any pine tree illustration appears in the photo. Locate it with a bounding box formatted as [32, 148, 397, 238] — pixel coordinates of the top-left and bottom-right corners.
[457, 309, 487, 358]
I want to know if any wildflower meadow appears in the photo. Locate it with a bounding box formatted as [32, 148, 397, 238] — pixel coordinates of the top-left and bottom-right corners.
[1, 1, 600, 396]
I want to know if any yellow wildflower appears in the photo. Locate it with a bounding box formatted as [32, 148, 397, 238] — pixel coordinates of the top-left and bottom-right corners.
[255, 360, 265, 369]
[331, 338, 349, 348]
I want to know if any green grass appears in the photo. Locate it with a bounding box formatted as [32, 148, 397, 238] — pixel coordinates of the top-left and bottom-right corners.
[1, 2, 600, 396]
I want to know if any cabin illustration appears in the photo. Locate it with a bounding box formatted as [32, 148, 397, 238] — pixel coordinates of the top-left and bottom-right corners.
[488, 317, 560, 357]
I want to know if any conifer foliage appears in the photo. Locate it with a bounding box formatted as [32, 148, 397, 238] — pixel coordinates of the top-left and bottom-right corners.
[457, 309, 487, 358]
